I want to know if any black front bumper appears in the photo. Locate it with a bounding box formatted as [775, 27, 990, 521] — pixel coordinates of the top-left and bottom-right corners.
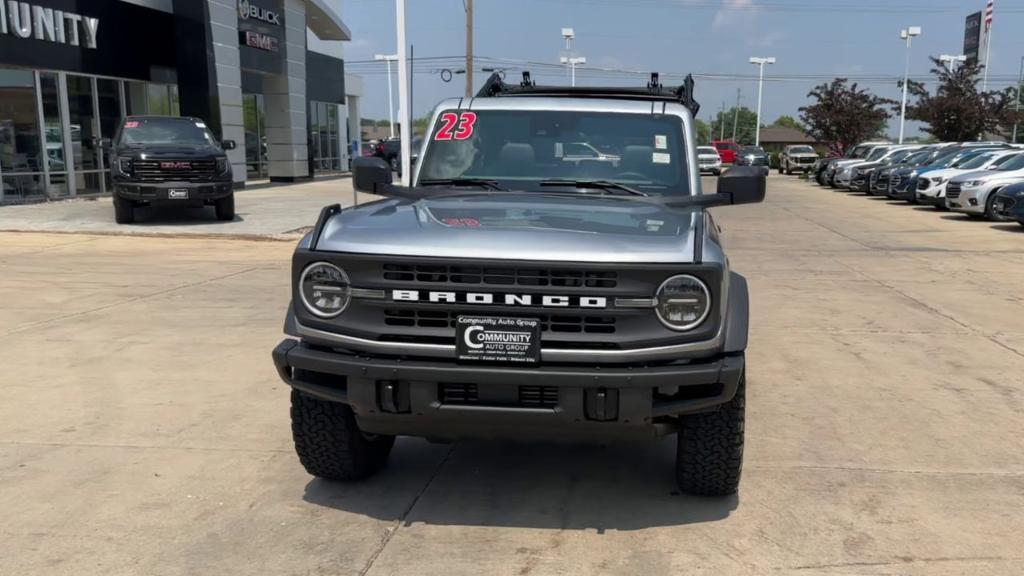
[272, 339, 744, 440]
[114, 180, 232, 205]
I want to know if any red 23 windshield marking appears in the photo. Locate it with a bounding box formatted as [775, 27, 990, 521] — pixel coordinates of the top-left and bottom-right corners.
[434, 112, 477, 141]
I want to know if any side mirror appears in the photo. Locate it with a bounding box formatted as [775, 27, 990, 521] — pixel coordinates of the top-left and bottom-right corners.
[222, 140, 237, 150]
[353, 156, 393, 193]
[717, 165, 766, 205]
[100, 138, 112, 150]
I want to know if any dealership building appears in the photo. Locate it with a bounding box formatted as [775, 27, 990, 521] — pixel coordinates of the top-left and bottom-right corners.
[0, 0, 360, 203]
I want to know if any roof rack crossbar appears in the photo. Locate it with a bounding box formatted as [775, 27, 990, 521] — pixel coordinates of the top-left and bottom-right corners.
[473, 71, 700, 115]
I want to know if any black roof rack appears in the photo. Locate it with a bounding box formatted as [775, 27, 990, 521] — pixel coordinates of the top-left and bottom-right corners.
[475, 71, 700, 115]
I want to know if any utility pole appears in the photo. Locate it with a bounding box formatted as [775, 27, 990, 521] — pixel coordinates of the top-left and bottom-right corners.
[374, 54, 398, 138]
[396, 0, 411, 185]
[720, 101, 726, 140]
[465, 0, 473, 97]
[731, 88, 741, 142]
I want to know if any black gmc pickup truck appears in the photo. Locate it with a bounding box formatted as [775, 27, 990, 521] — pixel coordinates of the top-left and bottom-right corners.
[106, 116, 236, 224]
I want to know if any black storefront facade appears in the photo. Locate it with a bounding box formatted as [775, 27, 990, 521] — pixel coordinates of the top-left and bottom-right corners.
[0, 0, 351, 203]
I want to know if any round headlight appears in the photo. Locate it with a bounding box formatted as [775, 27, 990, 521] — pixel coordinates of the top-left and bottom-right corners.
[299, 262, 351, 318]
[655, 274, 711, 331]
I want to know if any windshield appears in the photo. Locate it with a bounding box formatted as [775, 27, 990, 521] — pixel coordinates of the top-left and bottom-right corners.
[958, 152, 998, 170]
[866, 148, 888, 161]
[418, 109, 689, 195]
[995, 153, 1024, 171]
[118, 117, 218, 147]
[949, 152, 986, 168]
[697, 146, 717, 155]
[849, 145, 870, 158]
[741, 147, 764, 154]
[885, 150, 913, 164]
[903, 150, 932, 165]
[789, 146, 815, 154]
[991, 152, 1022, 167]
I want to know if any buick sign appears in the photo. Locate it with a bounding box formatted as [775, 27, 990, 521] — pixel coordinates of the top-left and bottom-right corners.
[391, 290, 607, 308]
[238, 0, 282, 25]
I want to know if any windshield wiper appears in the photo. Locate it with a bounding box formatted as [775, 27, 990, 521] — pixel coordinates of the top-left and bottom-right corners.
[538, 179, 648, 197]
[419, 178, 507, 191]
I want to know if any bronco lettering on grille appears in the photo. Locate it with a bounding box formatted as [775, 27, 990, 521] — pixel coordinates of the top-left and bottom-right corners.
[391, 290, 607, 308]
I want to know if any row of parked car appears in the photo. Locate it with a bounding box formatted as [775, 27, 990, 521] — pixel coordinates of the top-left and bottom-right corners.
[697, 143, 821, 176]
[792, 140, 1024, 226]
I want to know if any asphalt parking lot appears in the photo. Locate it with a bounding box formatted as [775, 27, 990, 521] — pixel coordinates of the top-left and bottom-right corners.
[2, 176, 1023, 575]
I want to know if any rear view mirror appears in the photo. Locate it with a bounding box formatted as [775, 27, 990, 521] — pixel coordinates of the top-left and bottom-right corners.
[717, 165, 766, 205]
[353, 156, 394, 193]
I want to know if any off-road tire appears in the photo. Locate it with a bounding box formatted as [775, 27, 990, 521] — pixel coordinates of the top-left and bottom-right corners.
[676, 372, 745, 496]
[214, 194, 235, 221]
[113, 195, 135, 224]
[290, 390, 395, 481]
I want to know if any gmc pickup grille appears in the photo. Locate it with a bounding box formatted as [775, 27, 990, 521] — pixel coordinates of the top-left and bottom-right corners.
[946, 182, 962, 199]
[382, 264, 617, 288]
[132, 159, 218, 182]
[384, 309, 616, 333]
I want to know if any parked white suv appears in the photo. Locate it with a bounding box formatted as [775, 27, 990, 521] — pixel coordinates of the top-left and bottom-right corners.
[697, 145, 723, 175]
[916, 150, 1022, 207]
[946, 153, 1024, 219]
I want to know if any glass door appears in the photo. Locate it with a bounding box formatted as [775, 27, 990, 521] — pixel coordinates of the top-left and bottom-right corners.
[66, 74, 103, 195]
[96, 78, 123, 193]
[243, 94, 267, 179]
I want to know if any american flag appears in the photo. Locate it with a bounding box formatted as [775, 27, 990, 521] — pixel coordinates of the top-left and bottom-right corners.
[985, 0, 994, 30]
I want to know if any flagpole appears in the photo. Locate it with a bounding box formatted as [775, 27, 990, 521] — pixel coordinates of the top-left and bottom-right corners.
[982, 1, 993, 92]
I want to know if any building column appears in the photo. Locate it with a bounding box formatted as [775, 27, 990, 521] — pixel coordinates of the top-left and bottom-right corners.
[265, 0, 309, 182]
[206, 0, 246, 187]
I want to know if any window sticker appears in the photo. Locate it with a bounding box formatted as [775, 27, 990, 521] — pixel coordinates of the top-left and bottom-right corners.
[654, 135, 668, 149]
[442, 217, 482, 227]
[652, 152, 671, 164]
[124, 121, 139, 128]
[434, 112, 477, 141]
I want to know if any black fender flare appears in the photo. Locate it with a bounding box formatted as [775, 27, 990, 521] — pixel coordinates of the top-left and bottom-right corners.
[284, 302, 299, 337]
[724, 272, 749, 353]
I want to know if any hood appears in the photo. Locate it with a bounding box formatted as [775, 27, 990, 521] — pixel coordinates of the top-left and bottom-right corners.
[119, 143, 225, 158]
[922, 167, 968, 180]
[697, 153, 721, 160]
[950, 168, 1019, 184]
[314, 193, 700, 263]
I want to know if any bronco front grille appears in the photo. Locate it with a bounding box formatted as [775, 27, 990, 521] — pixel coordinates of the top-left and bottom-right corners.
[132, 159, 218, 182]
[384, 309, 617, 334]
[438, 383, 558, 408]
[382, 264, 617, 288]
[946, 182, 963, 199]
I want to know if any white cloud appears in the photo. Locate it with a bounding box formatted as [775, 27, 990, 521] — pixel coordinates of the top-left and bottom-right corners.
[748, 31, 786, 49]
[712, 0, 759, 31]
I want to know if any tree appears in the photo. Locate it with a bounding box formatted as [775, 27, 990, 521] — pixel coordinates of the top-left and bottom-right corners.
[904, 57, 1021, 142]
[799, 79, 894, 156]
[694, 118, 712, 144]
[709, 106, 758, 145]
[771, 115, 805, 131]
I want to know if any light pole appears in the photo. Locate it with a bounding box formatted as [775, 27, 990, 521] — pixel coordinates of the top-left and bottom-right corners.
[748, 57, 775, 147]
[559, 56, 587, 86]
[939, 54, 966, 73]
[395, 0, 411, 185]
[1014, 56, 1024, 144]
[374, 53, 398, 138]
[898, 26, 921, 144]
[561, 28, 574, 82]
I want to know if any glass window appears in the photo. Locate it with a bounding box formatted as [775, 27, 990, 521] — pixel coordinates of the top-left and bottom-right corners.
[126, 82, 148, 115]
[147, 83, 170, 116]
[169, 85, 180, 116]
[39, 72, 65, 174]
[0, 67, 42, 173]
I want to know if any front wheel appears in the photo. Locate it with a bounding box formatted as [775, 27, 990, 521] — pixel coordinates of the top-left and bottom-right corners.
[291, 390, 395, 481]
[676, 372, 745, 496]
[985, 191, 1007, 221]
[113, 195, 135, 224]
[214, 194, 235, 221]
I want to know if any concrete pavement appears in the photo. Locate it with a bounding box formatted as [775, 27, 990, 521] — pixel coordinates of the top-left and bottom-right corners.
[1, 177, 1023, 575]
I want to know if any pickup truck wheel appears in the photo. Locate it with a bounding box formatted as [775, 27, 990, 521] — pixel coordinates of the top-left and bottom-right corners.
[214, 194, 235, 221]
[113, 195, 135, 224]
[676, 372, 745, 496]
[290, 390, 395, 481]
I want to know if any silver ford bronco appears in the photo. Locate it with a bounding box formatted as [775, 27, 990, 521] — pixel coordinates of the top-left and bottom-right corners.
[272, 73, 764, 496]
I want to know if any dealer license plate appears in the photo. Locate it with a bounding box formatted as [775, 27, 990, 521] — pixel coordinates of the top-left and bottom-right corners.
[168, 189, 189, 199]
[456, 316, 541, 364]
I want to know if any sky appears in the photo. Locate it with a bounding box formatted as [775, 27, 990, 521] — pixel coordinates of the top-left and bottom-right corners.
[340, 0, 1024, 139]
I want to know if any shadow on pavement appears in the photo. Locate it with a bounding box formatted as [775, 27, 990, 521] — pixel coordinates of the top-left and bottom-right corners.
[303, 438, 738, 531]
[127, 205, 244, 225]
[991, 223, 1024, 233]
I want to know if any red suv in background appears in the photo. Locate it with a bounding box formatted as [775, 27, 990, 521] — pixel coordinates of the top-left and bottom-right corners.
[712, 140, 741, 164]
